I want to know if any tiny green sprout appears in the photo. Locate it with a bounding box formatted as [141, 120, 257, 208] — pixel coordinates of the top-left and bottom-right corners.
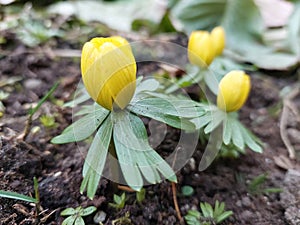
[0, 177, 41, 216]
[218, 143, 242, 158]
[136, 188, 146, 204]
[39, 115, 57, 128]
[19, 81, 59, 140]
[61, 206, 97, 225]
[109, 193, 127, 209]
[248, 174, 282, 195]
[185, 200, 233, 225]
[181, 185, 194, 197]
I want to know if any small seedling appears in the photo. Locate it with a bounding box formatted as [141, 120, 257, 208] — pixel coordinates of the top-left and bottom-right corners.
[61, 206, 97, 225]
[39, 115, 57, 128]
[0, 177, 41, 218]
[247, 174, 282, 195]
[136, 188, 146, 204]
[19, 81, 59, 140]
[109, 193, 126, 209]
[185, 200, 233, 225]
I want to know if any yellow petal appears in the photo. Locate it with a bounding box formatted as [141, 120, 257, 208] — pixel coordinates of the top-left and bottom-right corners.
[81, 36, 136, 110]
[217, 70, 251, 112]
[211, 26, 225, 56]
[188, 31, 214, 67]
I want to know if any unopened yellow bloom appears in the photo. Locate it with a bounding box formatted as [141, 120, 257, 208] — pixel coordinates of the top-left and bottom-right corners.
[217, 71, 251, 112]
[211, 26, 225, 56]
[81, 36, 136, 111]
[188, 27, 226, 67]
[188, 31, 214, 67]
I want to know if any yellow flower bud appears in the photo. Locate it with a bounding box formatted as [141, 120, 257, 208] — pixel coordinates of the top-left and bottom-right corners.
[81, 36, 136, 111]
[188, 31, 215, 67]
[211, 26, 225, 56]
[217, 71, 251, 112]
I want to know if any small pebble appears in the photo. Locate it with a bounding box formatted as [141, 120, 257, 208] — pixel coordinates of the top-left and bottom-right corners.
[24, 79, 42, 90]
[241, 196, 252, 207]
[93, 210, 106, 223]
[188, 158, 196, 171]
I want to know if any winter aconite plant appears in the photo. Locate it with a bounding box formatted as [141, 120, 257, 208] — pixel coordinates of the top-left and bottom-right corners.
[51, 36, 202, 199]
[166, 26, 226, 94]
[193, 70, 262, 163]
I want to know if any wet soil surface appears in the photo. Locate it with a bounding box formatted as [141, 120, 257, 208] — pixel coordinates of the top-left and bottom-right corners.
[0, 36, 300, 225]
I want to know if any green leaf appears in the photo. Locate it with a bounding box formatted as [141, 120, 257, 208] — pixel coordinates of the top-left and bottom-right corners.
[80, 115, 113, 199]
[74, 104, 98, 116]
[185, 214, 201, 225]
[51, 105, 109, 144]
[80, 206, 97, 216]
[200, 202, 213, 218]
[249, 174, 267, 190]
[130, 97, 202, 118]
[131, 11, 176, 35]
[61, 208, 77, 216]
[222, 116, 233, 145]
[48, 0, 165, 32]
[210, 56, 256, 80]
[128, 96, 198, 131]
[172, 0, 227, 32]
[203, 109, 225, 134]
[29, 81, 59, 116]
[216, 201, 225, 216]
[263, 188, 283, 194]
[134, 78, 160, 94]
[156, 11, 177, 34]
[136, 188, 146, 203]
[113, 112, 144, 191]
[74, 217, 85, 225]
[113, 194, 121, 205]
[63, 84, 90, 108]
[203, 70, 219, 95]
[62, 215, 76, 225]
[187, 210, 201, 219]
[231, 120, 245, 150]
[113, 111, 177, 190]
[0, 190, 37, 203]
[110, 193, 126, 209]
[239, 123, 263, 153]
[216, 211, 233, 223]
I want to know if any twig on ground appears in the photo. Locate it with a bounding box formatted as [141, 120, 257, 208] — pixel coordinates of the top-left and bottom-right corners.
[280, 85, 300, 159]
[171, 182, 183, 223]
[117, 185, 135, 192]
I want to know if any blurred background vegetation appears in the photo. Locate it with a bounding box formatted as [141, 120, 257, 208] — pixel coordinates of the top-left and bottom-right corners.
[0, 0, 299, 72]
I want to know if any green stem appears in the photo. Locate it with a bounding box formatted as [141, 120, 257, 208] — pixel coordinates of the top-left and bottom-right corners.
[108, 139, 119, 192]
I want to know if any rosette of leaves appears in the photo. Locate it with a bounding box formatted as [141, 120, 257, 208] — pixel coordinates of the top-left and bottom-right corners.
[51, 36, 203, 199]
[191, 70, 262, 169]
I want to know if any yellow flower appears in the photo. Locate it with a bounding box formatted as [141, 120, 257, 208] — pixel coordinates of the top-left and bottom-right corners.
[210, 26, 225, 56]
[217, 71, 251, 112]
[188, 31, 214, 67]
[188, 27, 226, 67]
[81, 36, 136, 111]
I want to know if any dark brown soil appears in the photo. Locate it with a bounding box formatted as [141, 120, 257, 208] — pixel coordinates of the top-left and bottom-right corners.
[0, 34, 300, 225]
